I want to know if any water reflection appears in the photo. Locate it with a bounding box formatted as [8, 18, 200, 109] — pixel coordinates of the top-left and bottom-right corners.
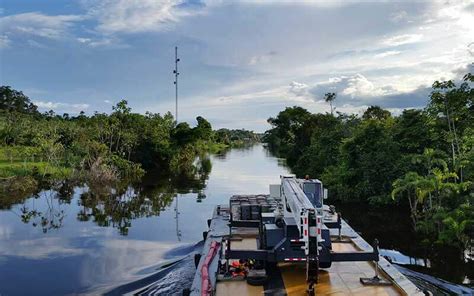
[10, 190, 67, 234]
[4, 155, 212, 236]
[174, 195, 182, 241]
[335, 202, 473, 286]
[0, 144, 291, 295]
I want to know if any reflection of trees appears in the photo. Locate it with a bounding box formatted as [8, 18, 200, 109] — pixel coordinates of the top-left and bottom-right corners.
[78, 183, 175, 235]
[4, 179, 78, 233]
[7, 180, 77, 233]
[213, 144, 256, 160]
[11, 190, 66, 233]
[335, 202, 471, 284]
[77, 154, 213, 235]
[0, 176, 38, 210]
[4, 154, 213, 235]
[213, 147, 231, 160]
[171, 155, 211, 194]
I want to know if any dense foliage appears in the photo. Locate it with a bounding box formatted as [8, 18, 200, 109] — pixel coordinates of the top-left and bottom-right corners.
[264, 73, 473, 253]
[0, 86, 258, 187]
[215, 128, 261, 146]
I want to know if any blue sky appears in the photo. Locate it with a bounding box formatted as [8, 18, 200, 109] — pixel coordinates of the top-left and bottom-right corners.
[0, 0, 473, 131]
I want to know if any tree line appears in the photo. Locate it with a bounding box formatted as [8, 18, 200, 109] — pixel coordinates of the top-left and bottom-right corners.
[264, 72, 473, 253]
[0, 86, 259, 194]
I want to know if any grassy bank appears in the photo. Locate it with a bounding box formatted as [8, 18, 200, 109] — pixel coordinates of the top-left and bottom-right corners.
[0, 159, 72, 179]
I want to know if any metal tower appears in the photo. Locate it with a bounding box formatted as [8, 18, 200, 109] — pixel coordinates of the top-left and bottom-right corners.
[173, 46, 180, 122]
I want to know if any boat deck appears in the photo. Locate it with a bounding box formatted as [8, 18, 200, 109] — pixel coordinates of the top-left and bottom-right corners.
[216, 235, 401, 295]
[190, 195, 424, 296]
[278, 242, 400, 296]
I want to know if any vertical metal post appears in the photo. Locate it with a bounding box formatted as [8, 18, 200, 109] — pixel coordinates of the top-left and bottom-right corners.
[373, 238, 380, 278]
[173, 46, 180, 122]
[337, 213, 342, 240]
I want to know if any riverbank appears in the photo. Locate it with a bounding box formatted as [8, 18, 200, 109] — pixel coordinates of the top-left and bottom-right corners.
[0, 86, 261, 201]
[263, 73, 473, 263]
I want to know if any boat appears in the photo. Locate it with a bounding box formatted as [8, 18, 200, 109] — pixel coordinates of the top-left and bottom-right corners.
[185, 175, 425, 296]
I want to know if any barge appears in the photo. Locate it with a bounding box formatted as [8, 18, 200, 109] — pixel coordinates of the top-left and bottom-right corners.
[186, 176, 425, 295]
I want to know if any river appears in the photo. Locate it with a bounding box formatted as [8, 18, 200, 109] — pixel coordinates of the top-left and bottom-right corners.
[0, 145, 471, 295]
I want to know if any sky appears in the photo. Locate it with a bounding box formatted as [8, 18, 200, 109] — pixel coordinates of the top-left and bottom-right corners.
[0, 0, 473, 132]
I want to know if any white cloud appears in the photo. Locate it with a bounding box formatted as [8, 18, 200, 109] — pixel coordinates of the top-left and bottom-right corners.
[390, 10, 408, 23]
[207, 87, 288, 106]
[382, 34, 423, 46]
[373, 50, 401, 58]
[288, 81, 309, 97]
[27, 39, 47, 48]
[76, 36, 124, 48]
[341, 74, 381, 97]
[242, 0, 351, 8]
[77, 37, 92, 43]
[308, 74, 399, 102]
[0, 12, 84, 40]
[184, 81, 315, 111]
[248, 51, 277, 65]
[84, 0, 207, 34]
[0, 34, 10, 48]
[435, 0, 474, 31]
[1, 1, 213, 46]
[34, 101, 90, 112]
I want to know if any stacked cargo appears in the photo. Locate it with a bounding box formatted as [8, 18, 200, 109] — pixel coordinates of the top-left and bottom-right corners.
[229, 195, 276, 221]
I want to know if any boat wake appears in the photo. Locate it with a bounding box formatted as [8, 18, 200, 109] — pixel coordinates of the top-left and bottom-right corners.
[104, 242, 203, 296]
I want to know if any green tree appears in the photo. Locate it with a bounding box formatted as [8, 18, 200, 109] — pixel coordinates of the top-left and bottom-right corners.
[428, 77, 473, 181]
[0, 86, 38, 114]
[339, 117, 400, 202]
[293, 113, 344, 177]
[392, 172, 425, 227]
[264, 106, 311, 156]
[324, 92, 336, 115]
[394, 109, 436, 155]
[194, 116, 213, 141]
[362, 105, 391, 120]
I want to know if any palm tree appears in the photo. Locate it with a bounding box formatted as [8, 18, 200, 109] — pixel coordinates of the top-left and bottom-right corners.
[392, 172, 422, 227]
[324, 92, 336, 115]
[438, 204, 471, 254]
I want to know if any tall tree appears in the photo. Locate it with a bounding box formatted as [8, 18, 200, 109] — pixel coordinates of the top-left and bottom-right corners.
[194, 116, 213, 141]
[264, 106, 310, 155]
[337, 116, 400, 201]
[324, 92, 336, 116]
[362, 105, 391, 120]
[0, 86, 38, 114]
[428, 76, 473, 181]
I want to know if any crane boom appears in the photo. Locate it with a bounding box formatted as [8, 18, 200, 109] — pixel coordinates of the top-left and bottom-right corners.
[281, 177, 314, 231]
